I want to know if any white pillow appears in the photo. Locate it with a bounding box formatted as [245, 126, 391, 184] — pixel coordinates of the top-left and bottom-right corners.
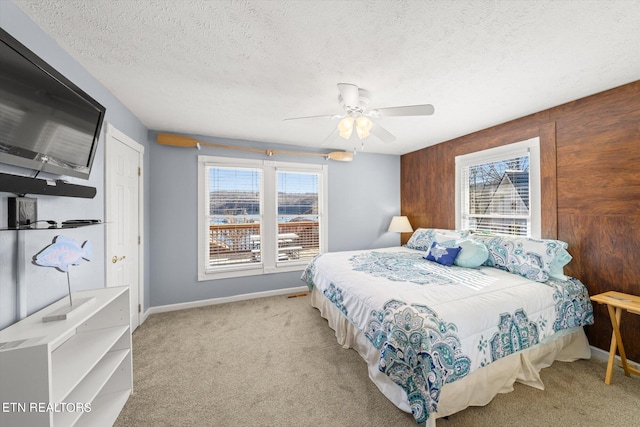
[405, 228, 470, 251]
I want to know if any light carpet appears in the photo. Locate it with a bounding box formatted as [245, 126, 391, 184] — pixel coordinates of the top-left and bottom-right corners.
[115, 294, 640, 426]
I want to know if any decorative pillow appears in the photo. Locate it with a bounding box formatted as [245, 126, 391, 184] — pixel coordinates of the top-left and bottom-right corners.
[453, 239, 490, 268]
[469, 234, 569, 282]
[433, 232, 464, 248]
[406, 228, 470, 251]
[548, 247, 572, 281]
[424, 242, 462, 266]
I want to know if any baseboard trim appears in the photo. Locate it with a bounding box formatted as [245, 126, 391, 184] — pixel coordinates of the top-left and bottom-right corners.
[141, 308, 152, 325]
[145, 285, 309, 316]
[590, 345, 640, 371]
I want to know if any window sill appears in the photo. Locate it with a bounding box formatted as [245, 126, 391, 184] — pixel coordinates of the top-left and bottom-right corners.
[198, 262, 307, 282]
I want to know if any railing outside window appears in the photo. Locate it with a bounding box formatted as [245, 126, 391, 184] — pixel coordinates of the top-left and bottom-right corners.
[209, 221, 319, 266]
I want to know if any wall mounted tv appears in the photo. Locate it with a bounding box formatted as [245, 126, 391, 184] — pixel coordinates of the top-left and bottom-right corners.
[0, 27, 105, 180]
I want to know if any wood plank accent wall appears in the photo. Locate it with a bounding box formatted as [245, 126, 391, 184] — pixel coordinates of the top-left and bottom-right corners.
[401, 80, 640, 362]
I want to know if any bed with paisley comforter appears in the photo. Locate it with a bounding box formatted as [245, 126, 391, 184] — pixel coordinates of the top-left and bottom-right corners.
[301, 229, 594, 426]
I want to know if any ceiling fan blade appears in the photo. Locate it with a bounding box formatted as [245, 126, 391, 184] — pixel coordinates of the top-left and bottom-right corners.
[337, 83, 360, 108]
[283, 114, 340, 121]
[371, 104, 435, 117]
[320, 128, 340, 146]
[370, 122, 396, 143]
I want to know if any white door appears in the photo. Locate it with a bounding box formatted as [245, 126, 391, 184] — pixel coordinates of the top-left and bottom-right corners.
[105, 124, 144, 332]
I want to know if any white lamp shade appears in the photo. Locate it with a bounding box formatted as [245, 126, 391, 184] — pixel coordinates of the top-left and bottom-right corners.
[388, 216, 413, 233]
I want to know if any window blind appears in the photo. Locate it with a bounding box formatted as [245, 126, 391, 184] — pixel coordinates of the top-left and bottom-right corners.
[461, 153, 531, 236]
[207, 166, 262, 266]
[276, 170, 321, 262]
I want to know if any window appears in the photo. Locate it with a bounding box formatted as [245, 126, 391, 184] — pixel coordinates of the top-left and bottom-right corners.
[455, 137, 541, 238]
[206, 165, 262, 268]
[198, 156, 328, 280]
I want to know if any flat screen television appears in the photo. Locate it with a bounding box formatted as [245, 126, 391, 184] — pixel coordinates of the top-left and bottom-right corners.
[0, 27, 105, 180]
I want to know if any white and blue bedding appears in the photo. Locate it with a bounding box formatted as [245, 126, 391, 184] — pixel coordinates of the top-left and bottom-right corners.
[301, 246, 594, 424]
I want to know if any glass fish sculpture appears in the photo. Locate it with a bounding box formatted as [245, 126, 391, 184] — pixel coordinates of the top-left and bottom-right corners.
[34, 236, 92, 272]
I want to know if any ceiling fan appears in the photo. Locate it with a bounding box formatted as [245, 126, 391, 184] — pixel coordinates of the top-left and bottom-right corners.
[284, 83, 435, 146]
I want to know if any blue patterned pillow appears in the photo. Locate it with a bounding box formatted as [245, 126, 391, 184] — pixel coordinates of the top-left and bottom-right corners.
[424, 242, 462, 266]
[469, 234, 569, 282]
[406, 228, 470, 251]
[454, 239, 489, 268]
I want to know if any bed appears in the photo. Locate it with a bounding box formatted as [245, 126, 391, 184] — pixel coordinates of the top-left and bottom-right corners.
[301, 229, 594, 426]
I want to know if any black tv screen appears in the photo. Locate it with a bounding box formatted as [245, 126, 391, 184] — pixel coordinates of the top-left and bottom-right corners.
[0, 27, 105, 180]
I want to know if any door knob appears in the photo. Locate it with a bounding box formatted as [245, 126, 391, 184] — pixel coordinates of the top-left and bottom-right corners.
[112, 255, 126, 263]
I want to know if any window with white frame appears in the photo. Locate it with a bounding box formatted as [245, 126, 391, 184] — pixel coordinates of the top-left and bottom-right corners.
[455, 137, 541, 238]
[198, 155, 328, 280]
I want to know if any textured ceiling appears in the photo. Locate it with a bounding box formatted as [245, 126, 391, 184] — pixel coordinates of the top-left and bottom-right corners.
[11, 0, 640, 155]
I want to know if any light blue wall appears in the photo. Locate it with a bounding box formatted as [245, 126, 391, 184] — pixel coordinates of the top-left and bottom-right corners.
[0, 1, 149, 329]
[148, 132, 401, 307]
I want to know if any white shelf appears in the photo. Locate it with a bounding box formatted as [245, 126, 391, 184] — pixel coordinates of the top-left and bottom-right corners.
[0, 287, 132, 427]
[53, 349, 130, 426]
[51, 325, 129, 403]
[75, 390, 131, 427]
[0, 287, 126, 347]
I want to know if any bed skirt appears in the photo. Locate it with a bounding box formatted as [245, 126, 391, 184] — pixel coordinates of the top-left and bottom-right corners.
[310, 286, 591, 426]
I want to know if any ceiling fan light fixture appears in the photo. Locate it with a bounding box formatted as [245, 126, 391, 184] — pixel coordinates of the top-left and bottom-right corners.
[356, 126, 369, 139]
[284, 83, 434, 145]
[338, 116, 355, 139]
[355, 116, 372, 139]
[356, 115, 372, 129]
[339, 128, 353, 139]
